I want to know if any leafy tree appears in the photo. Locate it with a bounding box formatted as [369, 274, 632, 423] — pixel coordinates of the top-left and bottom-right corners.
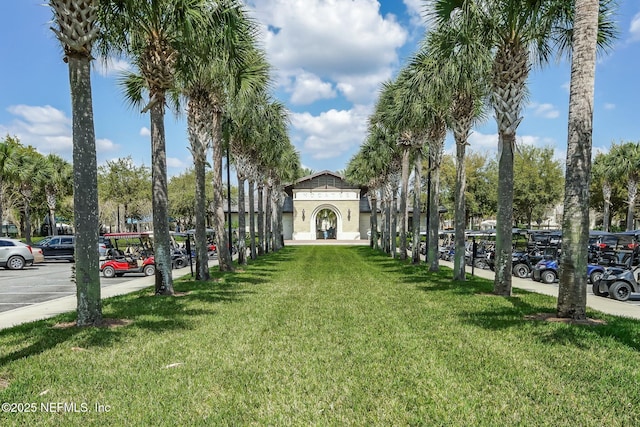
[609, 141, 640, 231]
[590, 150, 625, 230]
[98, 157, 151, 232]
[513, 146, 564, 228]
[43, 154, 73, 237]
[0, 135, 20, 235]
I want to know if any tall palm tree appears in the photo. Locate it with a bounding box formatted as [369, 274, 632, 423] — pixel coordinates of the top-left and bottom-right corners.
[229, 92, 271, 264]
[427, 20, 490, 281]
[103, 0, 211, 294]
[406, 50, 451, 271]
[431, 0, 615, 295]
[609, 142, 640, 231]
[591, 152, 615, 231]
[204, 4, 269, 272]
[49, 0, 101, 325]
[557, 0, 614, 320]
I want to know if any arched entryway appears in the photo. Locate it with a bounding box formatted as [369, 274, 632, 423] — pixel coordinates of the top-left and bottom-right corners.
[311, 205, 342, 240]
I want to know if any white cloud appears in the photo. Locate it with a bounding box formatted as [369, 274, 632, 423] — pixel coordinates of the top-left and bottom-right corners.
[167, 157, 189, 169]
[290, 105, 370, 160]
[140, 127, 151, 137]
[630, 12, 640, 41]
[288, 71, 336, 105]
[93, 57, 132, 77]
[1, 104, 118, 160]
[529, 103, 560, 119]
[603, 103, 616, 110]
[468, 131, 498, 149]
[249, 0, 408, 106]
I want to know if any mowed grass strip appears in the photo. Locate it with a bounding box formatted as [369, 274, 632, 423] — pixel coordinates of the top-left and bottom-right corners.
[1, 246, 640, 426]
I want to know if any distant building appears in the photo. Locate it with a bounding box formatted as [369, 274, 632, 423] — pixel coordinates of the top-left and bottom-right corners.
[283, 171, 370, 240]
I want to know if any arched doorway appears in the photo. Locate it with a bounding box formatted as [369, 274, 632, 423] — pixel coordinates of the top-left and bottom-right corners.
[311, 205, 341, 240]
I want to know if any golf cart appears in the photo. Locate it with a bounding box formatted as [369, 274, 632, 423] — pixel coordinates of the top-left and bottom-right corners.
[100, 232, 156, 278]
[592, 231, 640, 301]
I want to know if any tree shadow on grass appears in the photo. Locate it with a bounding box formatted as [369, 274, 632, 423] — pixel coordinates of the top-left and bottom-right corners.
[457, 293, 640, 353]
[0, 270, 259, 368]
[357, 247, 640, 352]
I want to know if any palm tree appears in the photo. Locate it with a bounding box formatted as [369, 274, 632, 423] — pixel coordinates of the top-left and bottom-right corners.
[557, 0, 615, 320]
[103, 0, 212, 294]
[427, 21, 490, 280]
[49, 0, 102, 325]
[43, 154, 73, 237]
[609, 142, 640, 231]
[591, 152, 615, 231]
[431, 0, 616, 295]
[406, 50, 451, 271]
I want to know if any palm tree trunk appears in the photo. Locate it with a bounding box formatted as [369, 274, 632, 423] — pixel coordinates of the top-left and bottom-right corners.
[68, 54, 101, 325]
[391, 188, 398, 258]
[493, 132, 515, 295]
[399, 147, 410, 260]
[370, 192, 378, 250]
[427, 146, 442, 272]
[249, 179, 257, 259]
[453, 140, 467, 281]
[257, 183, 264, 255]
[557, 0, 599, 320]
[23, 197, 32, 245]
[627, 179, 637, 231]
[211, 112, 233, 272]
[237, 174, 247, 265]
[264, 185, 272, 253]
[602, 182, 611, 232]
[412, 153, 422, 264]
[194, 154, 209, 280]
[150, 98, 175, 294]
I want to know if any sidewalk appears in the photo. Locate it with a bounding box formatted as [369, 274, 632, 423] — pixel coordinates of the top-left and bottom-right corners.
[0, 267, 196, 331]
[441, 259, 640, 320]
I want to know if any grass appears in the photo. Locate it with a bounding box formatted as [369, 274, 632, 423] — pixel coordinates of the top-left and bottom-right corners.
[1, 246, 640, 426]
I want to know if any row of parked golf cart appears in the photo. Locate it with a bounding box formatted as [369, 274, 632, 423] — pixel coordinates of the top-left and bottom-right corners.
[459, 229, 640, 302]
[98, 231, 216, 278]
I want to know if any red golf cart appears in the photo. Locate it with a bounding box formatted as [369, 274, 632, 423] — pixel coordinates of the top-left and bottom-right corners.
[100, 232, 155, 278]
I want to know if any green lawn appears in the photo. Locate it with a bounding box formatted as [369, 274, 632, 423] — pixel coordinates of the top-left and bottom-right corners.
[1, 246, 640, 426]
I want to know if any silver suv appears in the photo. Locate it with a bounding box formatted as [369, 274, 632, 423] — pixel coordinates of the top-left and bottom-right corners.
[0, 238, 35, 269]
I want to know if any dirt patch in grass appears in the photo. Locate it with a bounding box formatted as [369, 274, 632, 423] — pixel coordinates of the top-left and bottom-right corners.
[0, 377, 9, 390]
[525, 312, 607, 326]
[52, 318, 133, 329]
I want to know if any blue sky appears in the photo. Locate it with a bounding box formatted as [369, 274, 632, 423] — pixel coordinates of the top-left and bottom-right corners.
[1, 0, 639, 178]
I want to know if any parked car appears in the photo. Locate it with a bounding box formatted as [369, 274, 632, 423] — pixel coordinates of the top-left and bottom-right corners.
[33, 235, 75, 261]
[0, 238, 34, 269]
[32, 247, 45, 264]
[532, 258, 605, 284]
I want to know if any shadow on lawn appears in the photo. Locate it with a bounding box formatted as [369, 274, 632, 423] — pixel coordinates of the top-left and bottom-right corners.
[0, 250, 292, 368]
[354, 246, 640, 353]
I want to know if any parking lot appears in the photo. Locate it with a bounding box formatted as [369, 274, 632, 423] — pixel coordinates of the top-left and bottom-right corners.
[0, 261, 165, 314]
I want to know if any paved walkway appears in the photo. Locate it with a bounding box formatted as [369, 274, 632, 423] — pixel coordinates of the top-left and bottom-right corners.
[1, 246, 638, 331]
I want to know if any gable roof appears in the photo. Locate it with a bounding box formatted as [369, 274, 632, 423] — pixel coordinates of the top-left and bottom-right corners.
[287, 170, 359, 192]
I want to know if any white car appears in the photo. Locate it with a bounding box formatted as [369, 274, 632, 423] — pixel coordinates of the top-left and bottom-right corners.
[0, 238, 35, 269]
